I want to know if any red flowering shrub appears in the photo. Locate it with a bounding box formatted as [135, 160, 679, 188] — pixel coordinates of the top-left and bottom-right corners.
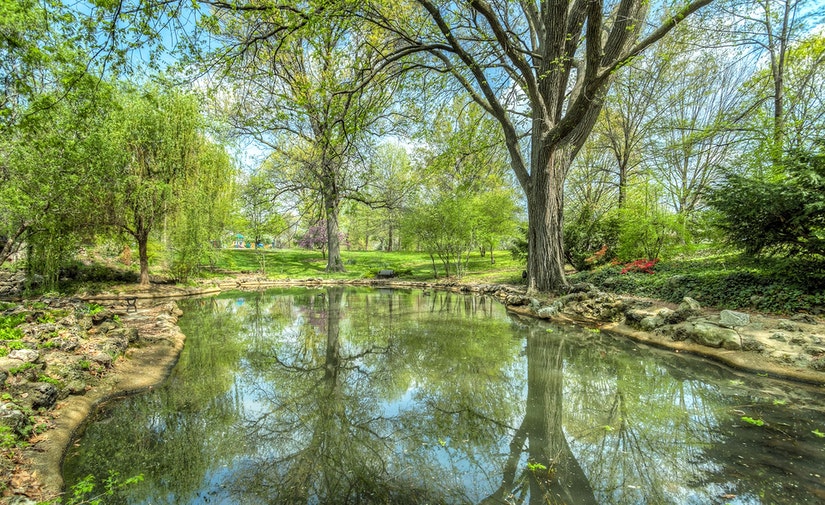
[584, 244, 610, 266]
[620, 258, 659, 275]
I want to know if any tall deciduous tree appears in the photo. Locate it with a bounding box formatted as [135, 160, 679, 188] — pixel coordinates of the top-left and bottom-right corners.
[203, 2, 410, 272]
[103, 87, 204, 285]
[365, 0, 713, 292]
[0, 0, 112, 275]
[168, 140, 237, 281]
[719, 0, 822, 163]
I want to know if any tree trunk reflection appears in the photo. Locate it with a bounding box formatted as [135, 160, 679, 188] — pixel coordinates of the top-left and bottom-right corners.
[483, 331, 598, 505]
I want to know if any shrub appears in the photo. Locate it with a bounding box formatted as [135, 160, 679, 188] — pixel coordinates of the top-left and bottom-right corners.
[563, 206, 619, 270]
[708, 145, 825, 257]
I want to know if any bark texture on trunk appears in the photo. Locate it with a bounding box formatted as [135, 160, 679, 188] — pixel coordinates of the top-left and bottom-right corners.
[526, 143, 569, 294]
[325, 198, 345, 273]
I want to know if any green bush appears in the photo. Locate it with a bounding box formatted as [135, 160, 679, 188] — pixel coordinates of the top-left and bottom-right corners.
[0, 327, 23, 341]
[563, 206, 620, 270]
[571, 254, 825, 314]
[708, 145, 825, 257]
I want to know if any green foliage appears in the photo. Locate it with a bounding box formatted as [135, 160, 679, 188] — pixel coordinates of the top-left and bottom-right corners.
[168, 141, 236, 282]
[741, 416, 765, 427]
[614, 185, 687, 262]
[0, 327, 23, 341]
[42, 472, 144, 505]
[38, 374, 63, 387]
[708, 145, 825, 257]
[403, 196, 476, 277]
[9, 362, 35, 375]
[0, 313, 26, 329]
[571, 253, 825, 314]
[564, 205, 620, 270]
[509, 223, 528, 262]
[84, 304, 104, 316]
[0, 425, 18, 452]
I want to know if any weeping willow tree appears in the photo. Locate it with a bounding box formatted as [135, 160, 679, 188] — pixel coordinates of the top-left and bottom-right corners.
[102, 86, 235, 285]
[167, 140, 237, 282]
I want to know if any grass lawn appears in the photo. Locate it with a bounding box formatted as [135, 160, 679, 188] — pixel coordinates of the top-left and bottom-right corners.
[214, 248, 525, 285]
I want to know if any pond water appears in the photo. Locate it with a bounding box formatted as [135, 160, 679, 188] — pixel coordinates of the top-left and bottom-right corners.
[63, 287, 825, 504]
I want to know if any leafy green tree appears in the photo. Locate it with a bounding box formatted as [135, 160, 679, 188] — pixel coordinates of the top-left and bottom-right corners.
[0, 77, 117, 287]
[239, 170, 287, 248]
[360, 143, 421, 251]
[202, 3, 411, 273]
[0, 0, 116, 281]
[708, 143, 825, 256]
[402, 100, 520, 275]
[364, 0, 713, 293]
[404, 195, 476, 277]
[101, 87, 210, 285]
[168, 141, 237, 281]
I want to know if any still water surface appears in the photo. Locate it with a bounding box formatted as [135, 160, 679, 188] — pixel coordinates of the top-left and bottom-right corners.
[63, 287, 825, 504]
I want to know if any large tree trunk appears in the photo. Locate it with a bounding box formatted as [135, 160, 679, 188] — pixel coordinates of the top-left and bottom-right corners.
[325, 198, 345, 273]
[526, 143, 569, 294]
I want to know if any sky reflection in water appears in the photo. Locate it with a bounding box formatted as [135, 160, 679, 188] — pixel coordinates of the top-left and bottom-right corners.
[63, 287, 825, 504]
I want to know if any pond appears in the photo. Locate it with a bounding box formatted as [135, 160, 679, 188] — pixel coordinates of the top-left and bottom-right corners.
[63, 287, 825, 504]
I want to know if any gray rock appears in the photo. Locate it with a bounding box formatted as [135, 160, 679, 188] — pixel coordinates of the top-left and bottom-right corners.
[720, 310, 750, 328]
[639, 315, 665, 331]
[107, 326, 138, 342]
[8, 349, 39, 363]
[804, 345, 825, 356]
[679, 297, 702, 312]
[778, 320, 800, 332]
[54, 337, 80, 352]
[689, 321, 741, 350]
[89, 351, 113, 367]
[667, 322, 694, 342]
[91, 309, 114, 324]
[741, 337, 765, 352]
[790, 313, 818, 325]
[77, 315, 93, 330]
[790, 335, 808, 345]
[536, 304, 560, 319]
[96, 321, 118, 334]
[505, 295, 529, 307]
[624, 309, 651, 326]
[0, 402, 29, 435]
[27, 382, 58, 410]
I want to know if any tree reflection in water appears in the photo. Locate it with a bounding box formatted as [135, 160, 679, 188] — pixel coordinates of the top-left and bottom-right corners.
[62, 288, 825, 505]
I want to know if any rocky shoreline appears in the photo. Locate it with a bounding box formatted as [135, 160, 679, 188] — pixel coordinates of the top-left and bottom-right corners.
[0, 276, 823, 503]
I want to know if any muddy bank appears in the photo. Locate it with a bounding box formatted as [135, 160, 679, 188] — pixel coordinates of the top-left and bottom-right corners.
[1, 300, 185, 503]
